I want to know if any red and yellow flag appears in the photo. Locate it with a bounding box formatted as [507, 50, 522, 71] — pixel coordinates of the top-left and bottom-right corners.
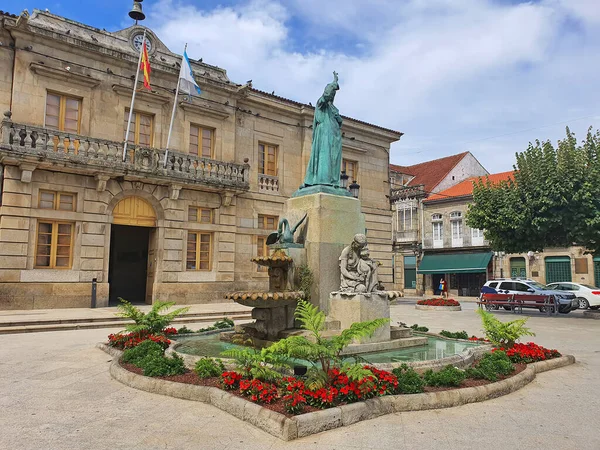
[140, 41, 151, 90]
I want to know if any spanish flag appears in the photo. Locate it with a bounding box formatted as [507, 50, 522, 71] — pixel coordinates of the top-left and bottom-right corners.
[140, 40, 151, 90]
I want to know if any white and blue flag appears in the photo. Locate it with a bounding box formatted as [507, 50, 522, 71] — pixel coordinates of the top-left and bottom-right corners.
[179, 50, 201, 95]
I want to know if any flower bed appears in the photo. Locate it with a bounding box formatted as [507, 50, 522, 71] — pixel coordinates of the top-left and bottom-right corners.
[494, 342, 561, 363]
[108, 331, 172, 350]
[118, 357, 532, 417]
[417, 298, 461, 307]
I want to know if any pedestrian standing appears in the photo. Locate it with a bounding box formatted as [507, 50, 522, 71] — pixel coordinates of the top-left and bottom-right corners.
[439, 278, 447, 299]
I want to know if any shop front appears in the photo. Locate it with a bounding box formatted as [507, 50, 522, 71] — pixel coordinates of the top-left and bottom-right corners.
[418, 251, 493, 297]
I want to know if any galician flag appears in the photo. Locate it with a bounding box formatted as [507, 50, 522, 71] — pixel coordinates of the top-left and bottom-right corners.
[140, 40, 151, 90]
[179, 50, 202, 95]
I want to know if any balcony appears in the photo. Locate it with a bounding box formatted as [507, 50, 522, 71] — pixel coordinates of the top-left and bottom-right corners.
[394, 229, 418, 243]
[0, 114, 250, 193]
[258, 174, 279, 194]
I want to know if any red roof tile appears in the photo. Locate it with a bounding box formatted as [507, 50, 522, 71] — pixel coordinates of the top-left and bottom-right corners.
[390, 152, 469, 193]
[424, 170, 514, 202]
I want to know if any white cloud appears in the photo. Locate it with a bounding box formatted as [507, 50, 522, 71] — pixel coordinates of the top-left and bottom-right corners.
[146, 0, 600, 172]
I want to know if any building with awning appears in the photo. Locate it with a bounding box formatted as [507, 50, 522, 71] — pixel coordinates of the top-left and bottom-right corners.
[417, 252, 493, 275]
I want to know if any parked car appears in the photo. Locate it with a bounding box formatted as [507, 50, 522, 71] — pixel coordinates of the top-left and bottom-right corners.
[480, 278, 579, 314]
[546, 282, 600, 310]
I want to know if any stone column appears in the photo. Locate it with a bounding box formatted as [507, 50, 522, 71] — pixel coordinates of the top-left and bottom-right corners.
[285, 193, 365, 313]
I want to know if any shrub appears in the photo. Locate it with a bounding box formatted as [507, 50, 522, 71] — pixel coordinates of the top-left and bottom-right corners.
[476, 309, 535, 348]
[439, 330, 469, 340]
[392, 364, 425, 394]
[417, 298, 461, 307]
[194, 357, 225, 379]
[410, 324, 429, 332]
[116, 298, 189, 335]
[424, 365, 466, 387]
[177, 325, 194, 334]
[465, 351, 514, 382]
[140, 353, 187, 377]
[122, 339, 164, 365]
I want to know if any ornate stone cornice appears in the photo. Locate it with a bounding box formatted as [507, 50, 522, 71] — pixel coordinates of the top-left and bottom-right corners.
[30, 62, 101, 88]
[179, 100, 230, 120]
[111, 84, 170, 105]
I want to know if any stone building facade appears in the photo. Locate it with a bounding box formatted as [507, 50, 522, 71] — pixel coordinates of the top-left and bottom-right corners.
[420, 172, 600, 296]
[389, 152, 488, 295]
[0, 10, 401, 309]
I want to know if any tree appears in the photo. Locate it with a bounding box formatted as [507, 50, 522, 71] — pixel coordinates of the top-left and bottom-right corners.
[466, 127, 600, 255]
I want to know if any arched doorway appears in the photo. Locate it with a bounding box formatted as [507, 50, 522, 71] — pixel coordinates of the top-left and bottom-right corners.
[109, 197, 157, 305]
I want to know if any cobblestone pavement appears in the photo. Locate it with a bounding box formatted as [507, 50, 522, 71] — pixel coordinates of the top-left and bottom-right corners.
[1, 304, 598, 450]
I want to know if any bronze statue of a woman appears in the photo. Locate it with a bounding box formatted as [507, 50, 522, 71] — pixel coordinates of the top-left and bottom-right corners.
[301, 71, 344, 188]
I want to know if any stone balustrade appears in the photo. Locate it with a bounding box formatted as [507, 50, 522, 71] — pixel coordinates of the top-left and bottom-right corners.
[258, 173, 279, 193]
[0, 114, 250, 191]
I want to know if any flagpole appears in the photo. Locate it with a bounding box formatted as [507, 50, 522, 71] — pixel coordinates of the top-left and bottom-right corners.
[122, 28, 147, 162]
[164, 43, 186, 168]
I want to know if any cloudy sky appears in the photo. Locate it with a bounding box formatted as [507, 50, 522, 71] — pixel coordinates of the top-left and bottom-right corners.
[9, 0, 600, 171]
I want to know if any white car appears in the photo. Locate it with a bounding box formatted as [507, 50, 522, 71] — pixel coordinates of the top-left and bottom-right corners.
[546, 282, 600, 310]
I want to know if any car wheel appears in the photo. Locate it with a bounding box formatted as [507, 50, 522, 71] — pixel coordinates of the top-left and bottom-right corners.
[577, 298, 589, 309]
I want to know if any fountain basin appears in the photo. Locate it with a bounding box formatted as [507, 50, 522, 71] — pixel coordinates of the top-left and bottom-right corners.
[223, 291, 303, 309]
[172, 333, 486, 369]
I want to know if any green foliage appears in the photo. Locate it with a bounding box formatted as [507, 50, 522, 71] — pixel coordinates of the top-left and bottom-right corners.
[439, 330, 469, 340]
[265, 299, 388, 389]
[465, 351, 514, 382]
[221, 347, 290, 383]
[122, 340, 186, 377]
[297, 264, 314, 301]
[392, 364, 425, 394]
[122, 339, 164, 365]
[410, 324, 429, 332]
[196, 318, 235, 333]
[140, 353, 187, 377]
[423, 365, 466, 387]
[194, 357, 225, 378]
[476, 309, 535, 348]
[466, 127, 600, 255]
[177, 325, 194, 334]
[116, 298, 190, 334]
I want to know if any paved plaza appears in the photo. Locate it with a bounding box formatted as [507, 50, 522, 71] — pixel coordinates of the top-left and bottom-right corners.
[1, 302, 599, 450]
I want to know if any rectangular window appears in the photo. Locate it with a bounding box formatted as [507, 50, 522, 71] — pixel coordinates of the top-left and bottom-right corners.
[433, 222, 443, 241]
[39, 191, 76, 212]
[124, 110, 153, 146]
[342, 159, 358, 182]
[451, 220, 463, 239]
[186, 232, 212, 271]
[258, 214, 278, 230]
[257, 214, 278, 271]
[404, 256, 417, 289]
[35, 221, 74, 268]
[190, 125, 214, 158]
[45, 92, 81, 133]
[258, 143, 278, 176]
[188, 207, 213, 224]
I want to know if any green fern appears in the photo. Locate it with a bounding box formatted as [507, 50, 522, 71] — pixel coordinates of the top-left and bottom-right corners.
[116, 298, 190, 334]
[221, 346, 290, 382]
[264, 299, 389, 384]
[476, 309, 535, 348]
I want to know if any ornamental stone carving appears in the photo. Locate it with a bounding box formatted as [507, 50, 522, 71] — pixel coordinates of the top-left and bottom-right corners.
[339, 233, 384, 293]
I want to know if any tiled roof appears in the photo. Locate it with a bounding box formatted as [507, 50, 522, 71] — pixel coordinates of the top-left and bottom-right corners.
[390, 152, 469, 193]
[0, 10, 17, 18]
[250, 88, 403, 136]
[424, 170, 514, 202]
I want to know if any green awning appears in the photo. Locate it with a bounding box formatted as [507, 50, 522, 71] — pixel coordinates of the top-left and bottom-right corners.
[417, 252, 493, 274]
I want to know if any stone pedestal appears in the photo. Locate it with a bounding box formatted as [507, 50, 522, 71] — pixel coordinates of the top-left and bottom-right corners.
[286, 193, 365, 313]
[328, 292, 391, 344]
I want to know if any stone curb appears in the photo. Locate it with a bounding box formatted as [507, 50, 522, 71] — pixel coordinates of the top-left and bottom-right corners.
[97, 343, 575, 441]
[415, 305, 462, 311]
